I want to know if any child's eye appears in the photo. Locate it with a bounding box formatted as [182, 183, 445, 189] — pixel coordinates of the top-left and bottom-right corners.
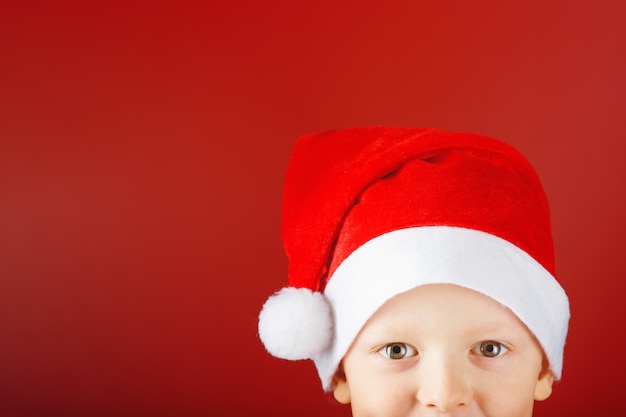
[378, 343, 417, 360]
[476, 341, 508, 357]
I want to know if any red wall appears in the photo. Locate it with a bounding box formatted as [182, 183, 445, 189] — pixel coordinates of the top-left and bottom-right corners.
[1, 1, 625, 416]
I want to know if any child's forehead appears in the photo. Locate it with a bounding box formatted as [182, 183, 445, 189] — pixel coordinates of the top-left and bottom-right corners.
[363, 284, 526, 333]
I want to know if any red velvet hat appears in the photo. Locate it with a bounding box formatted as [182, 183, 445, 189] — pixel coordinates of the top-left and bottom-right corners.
[258, 127, 569, 390]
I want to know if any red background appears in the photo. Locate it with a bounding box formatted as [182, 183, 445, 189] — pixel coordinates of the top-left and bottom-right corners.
[1, 1, 625, 416]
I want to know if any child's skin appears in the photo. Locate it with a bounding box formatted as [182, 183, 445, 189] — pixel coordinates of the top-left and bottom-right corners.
[332, 284, 554, 417]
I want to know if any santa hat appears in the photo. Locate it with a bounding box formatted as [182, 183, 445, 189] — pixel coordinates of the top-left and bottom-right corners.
[258, 126, 570, 391]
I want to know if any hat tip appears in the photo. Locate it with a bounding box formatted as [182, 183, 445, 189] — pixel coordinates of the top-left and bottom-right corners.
[258, 287, 333, 360]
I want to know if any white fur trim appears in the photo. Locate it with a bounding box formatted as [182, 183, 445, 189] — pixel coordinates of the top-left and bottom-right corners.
[314, 226, 570, 390]
[258, 287, 333, 360]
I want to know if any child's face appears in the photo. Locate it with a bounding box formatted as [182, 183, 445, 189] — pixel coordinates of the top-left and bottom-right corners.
[332, 284, 554, 417]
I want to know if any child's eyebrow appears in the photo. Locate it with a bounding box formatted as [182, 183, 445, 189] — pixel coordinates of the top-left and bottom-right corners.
[461, 319, 530, 339]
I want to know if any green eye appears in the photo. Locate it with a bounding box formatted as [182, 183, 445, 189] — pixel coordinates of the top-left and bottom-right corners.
[379, 343, 416, 360]
[478, 341, 508, 357]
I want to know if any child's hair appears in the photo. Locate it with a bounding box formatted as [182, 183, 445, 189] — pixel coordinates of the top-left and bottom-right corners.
[258, 126, 569, 391]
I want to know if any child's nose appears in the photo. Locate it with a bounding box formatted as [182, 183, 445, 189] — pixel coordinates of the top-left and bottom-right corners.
[415, 354, 473, 411]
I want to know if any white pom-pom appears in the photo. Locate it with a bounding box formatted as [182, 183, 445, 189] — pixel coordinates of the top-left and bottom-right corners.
[258, 287, 333, 360]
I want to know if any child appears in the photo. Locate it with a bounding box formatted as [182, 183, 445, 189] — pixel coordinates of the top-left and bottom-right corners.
[258, 127, 570, 416]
